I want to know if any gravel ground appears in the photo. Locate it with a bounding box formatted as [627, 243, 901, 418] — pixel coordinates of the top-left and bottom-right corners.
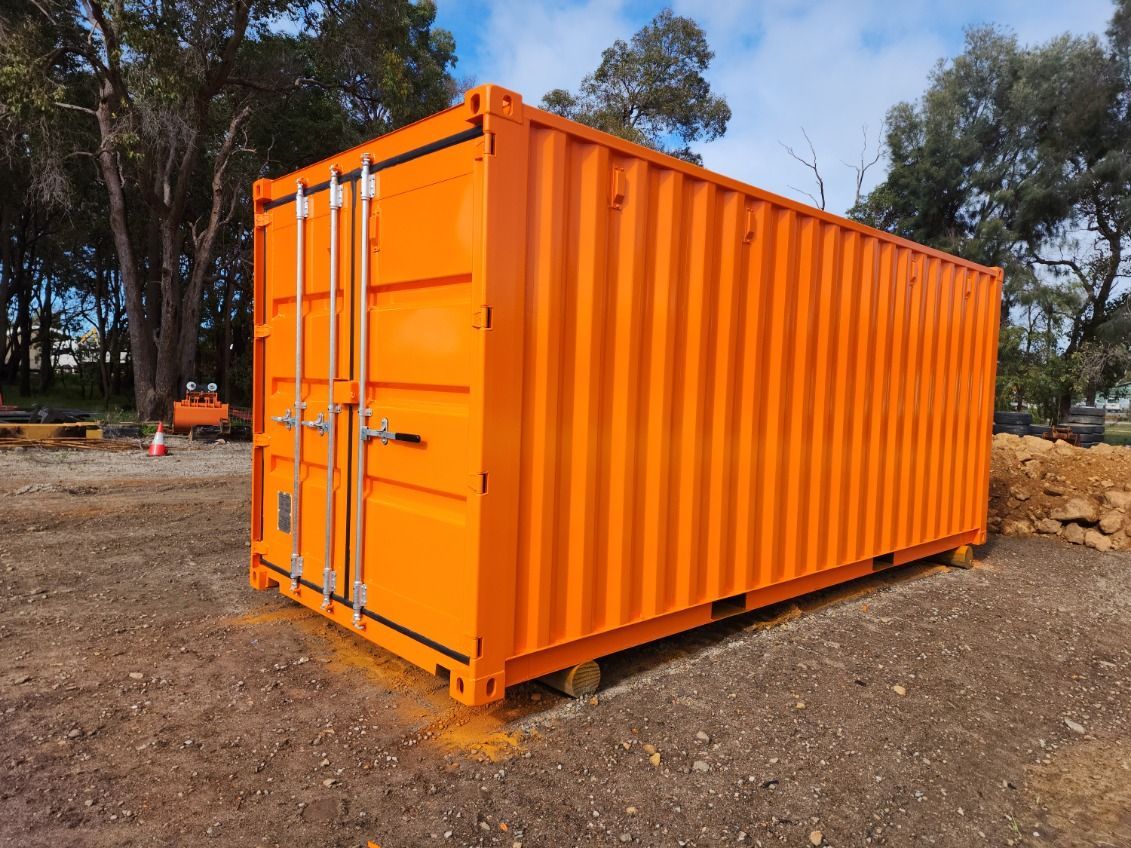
[1, 445, 1129, 848]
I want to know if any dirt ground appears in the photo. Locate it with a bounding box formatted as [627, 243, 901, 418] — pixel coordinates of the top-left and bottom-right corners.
[2, 440, 1130, 848]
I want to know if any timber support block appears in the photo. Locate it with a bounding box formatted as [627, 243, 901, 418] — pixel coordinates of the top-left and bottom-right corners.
[929, 545, 975, 569]
[539, 660, 601, 698]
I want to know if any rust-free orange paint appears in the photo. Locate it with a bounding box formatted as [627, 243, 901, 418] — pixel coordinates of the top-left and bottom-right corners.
[250, 85, 1002, 705]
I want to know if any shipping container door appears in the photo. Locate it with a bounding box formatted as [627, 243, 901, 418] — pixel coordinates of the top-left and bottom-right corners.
[258, 176, 351, 607]
[345, 138, 480, 665]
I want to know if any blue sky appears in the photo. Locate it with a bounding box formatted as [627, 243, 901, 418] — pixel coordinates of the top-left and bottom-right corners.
[435, 0, 1116, 213]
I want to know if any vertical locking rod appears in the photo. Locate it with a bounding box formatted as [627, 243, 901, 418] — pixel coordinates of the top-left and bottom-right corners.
[352, 155, 373, 628]
[321, 168, 342, 609]
[290, 179, 309, 589]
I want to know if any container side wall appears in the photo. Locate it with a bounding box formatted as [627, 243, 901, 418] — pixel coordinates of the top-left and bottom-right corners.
[510, 114, 1001, 658]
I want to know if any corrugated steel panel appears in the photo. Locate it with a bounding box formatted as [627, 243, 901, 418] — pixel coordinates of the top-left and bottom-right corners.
[508, 120, 1000, 658]
[251, 85, 1002, 705]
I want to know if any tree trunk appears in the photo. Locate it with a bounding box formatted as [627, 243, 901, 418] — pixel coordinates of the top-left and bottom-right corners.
[37, 275, 54, 392]
[218, 273, 234, 399]
[94, 86, 159, 419]
[1057, 388, 1073, 423]
[16, 276, 31, 396]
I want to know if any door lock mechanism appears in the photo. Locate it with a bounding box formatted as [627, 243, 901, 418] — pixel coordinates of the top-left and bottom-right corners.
[360, 415, 422, 445]
[272, 407, 297, 430]
[301, 412, 328, 435]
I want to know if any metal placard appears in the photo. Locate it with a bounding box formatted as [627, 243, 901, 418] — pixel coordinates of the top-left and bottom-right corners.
[277, 491, 292, 534]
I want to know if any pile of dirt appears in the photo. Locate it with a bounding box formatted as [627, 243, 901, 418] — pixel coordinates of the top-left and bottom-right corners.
[989, 433, 1131, 551]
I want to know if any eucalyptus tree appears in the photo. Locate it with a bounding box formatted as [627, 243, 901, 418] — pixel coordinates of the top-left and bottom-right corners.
[854, 11, 1131, 418]
[0, 0, 456, 417]
[541, 9, 730, 165]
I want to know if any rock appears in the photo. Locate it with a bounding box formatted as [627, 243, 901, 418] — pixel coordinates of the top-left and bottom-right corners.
[648, 753, 661, 768]
[1110, 531, 1129, 551]
[810, 831, 824, 846]
[692, 760, 710, 773]
[625, 806, 637, 815]
[892, 684, 907, 696]
[1009, 485, 1031, 501]
[1084, 530, 1112, 552]
[321, 778, 338, 787]
[1050, 496, 1099, 524]
[1062, 523, 1086, 545]
[12, 674, 30, 685]
[1064, 718, 1085, 734]
[642, 743, 656, 755]
[128, 672, 144, 680]
[67, 728, 81, 739]
[1043, 482, 1069, 496]
[1102, 489, 1131, 510]
[695, 731, 710, 742]
[1034, 518, 1062, 534]
[1000, 519, 1033, 536]
[1099, 510, 1123, 535]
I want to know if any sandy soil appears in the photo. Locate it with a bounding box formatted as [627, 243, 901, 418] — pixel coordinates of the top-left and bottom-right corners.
[1, 443, 1129, 848]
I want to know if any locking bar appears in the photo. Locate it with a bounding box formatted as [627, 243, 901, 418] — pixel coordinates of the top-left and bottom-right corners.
[289, 178, 310, 590]
[320, 166, 343, 610]
[351, 154, 373, 630]
[360, 416, 422, 445]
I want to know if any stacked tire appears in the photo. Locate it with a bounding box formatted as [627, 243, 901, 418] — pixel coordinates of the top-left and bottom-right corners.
[993, 410, 1032, 435]
[1065, 406, 1106, 448]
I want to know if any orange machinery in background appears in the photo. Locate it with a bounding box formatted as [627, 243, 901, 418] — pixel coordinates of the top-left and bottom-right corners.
[172, 382, 230, 434]
[249, 84, 1003, 706]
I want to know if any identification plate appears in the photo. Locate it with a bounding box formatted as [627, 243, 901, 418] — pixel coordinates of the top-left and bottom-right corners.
[277, 491, 292, 534]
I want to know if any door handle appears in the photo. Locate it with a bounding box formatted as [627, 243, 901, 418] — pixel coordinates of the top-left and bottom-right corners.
[360, 415, 422, 445]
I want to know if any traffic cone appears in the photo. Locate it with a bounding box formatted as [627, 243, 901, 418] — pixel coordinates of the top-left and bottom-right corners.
[148, 422, 168, 457]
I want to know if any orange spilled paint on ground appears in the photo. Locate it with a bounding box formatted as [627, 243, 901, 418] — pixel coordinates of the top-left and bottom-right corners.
[230, 600, 532, 761]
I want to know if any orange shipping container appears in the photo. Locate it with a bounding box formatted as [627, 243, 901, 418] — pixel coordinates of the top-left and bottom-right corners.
[250, 85, 1003, 705]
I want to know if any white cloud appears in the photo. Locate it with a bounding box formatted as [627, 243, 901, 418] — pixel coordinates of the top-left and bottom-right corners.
[444, 0, 1116, 213]
[472, 1, 636, 97]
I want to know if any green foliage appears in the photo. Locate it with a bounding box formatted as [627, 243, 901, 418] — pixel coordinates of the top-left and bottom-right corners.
[0, 0, 458, 415]
[854, 11, 1131, 419]
[540, 9, 730, 164]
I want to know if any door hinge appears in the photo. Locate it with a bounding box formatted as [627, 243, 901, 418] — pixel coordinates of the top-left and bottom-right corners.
[254, 323, 271, 339]
[471, 306, 492, 329]
[254, 212, 271, 228]
[467, 472, 488, 495]
[253, 433, 270, 447]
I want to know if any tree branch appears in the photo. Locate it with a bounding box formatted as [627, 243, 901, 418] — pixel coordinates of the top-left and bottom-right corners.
[781, 127, 825, 210]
